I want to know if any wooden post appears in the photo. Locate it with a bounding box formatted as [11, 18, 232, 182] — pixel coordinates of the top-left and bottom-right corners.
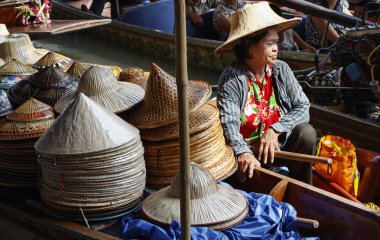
[174, 0, 191, 239]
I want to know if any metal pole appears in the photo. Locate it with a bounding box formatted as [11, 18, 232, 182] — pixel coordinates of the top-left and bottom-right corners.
[174, 0, 191, 239]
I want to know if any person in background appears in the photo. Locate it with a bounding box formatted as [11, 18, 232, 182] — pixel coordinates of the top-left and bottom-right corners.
[305, 0, 352, 49]
[212, 0, 246, 41]
[215, 2, 316, 184]
[270, 4, 316, 53]
[186, 0, 222, 27]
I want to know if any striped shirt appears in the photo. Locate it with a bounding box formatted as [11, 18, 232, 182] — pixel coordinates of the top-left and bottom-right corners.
[217, 60, 310, 156]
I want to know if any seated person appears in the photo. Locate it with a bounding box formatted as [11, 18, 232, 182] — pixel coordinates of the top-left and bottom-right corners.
[305, 0, 352, 49]
[186, 0, 222, 27]
[212, 0, 246, 41]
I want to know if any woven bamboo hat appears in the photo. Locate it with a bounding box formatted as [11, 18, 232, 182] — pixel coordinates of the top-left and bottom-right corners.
[0, 24, 9, 35]
[0, 34, 48, 65]
[0, 90, 13, 118]
[32, 52, 73, 71]
[142, 163, 247, 228]
[119, 67, 150, 90]
[215, 1, 301, 54]
[66, 61, 122, 78]
[54, 66, 145, 114]
[126, 63, 211, 128]
[0, 59, 37, 77]
[35, 93, 140, 155]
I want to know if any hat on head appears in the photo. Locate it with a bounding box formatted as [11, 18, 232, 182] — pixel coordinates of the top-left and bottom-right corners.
[215, 2, 301, 54]
[54, 66, 145, 114]
[126, 63, 211, 129]
[141, 163, 247, 229]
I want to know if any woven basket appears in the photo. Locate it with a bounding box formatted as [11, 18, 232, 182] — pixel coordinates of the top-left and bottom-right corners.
[125, 63, 211, 129]
[54, 66, 145, 114]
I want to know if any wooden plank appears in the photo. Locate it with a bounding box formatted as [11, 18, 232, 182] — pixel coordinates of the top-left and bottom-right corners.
[8, 19, 112, 40]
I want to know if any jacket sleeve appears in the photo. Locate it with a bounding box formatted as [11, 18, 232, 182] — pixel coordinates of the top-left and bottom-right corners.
[217, 74, 252, 156]
[271, 62, 310, 133]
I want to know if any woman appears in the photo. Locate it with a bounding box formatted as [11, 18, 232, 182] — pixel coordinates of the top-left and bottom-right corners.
[212, 0, 246, 41]
[215, 2, 316, 184]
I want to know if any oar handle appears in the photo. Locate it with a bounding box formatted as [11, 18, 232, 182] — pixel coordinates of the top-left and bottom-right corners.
[274, 150, 332, 165]
[295, 217, 319, 229]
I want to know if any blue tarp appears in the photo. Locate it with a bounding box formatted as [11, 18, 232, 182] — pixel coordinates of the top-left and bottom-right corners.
[121, 183, 319, 240]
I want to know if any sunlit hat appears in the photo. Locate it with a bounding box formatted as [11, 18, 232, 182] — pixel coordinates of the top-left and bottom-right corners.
[142, 163, 247, 229]
[119, 67, 150, 90]
[126, 63, 211, 129]
[35, 93, 141, 155]
[54, 66, 145, 114]
[0, 24, 9, 35]
[0, 90, 13, 118]
[0, 33, 48, 65]
[0, 59, 37, 77]
[215, 2, 301, 54]
[32, 52, 73, 71]
[66, 61, 122, 78]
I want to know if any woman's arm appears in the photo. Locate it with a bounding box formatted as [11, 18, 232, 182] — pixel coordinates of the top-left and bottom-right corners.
[310, 16, 340, 44]
[292, 30, 316, 53]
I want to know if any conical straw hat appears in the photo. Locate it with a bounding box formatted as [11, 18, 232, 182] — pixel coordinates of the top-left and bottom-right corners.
[0, 90, 13, 118]
[28, 67, 78, 89]
[54, 66, 145, 114]
[142, 163, 247, 227]
[0, 34, 48, 65]
[140, 103, 219, 141]
[35, 93, 140, 155]
[119, 67, 150, 90]
[126, 63, 211, 128]
[66, 61, 122, 78]
[0, 24, 9, 35]
[215, 2, 301, 54]
[32, 51, 73, 70]
[6, 98, 53, 121]
[0, 59, 37, 76]
[0, 98, 55, 140]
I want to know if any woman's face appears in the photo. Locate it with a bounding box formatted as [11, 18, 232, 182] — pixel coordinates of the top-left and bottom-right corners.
[248, 28, 279, 66]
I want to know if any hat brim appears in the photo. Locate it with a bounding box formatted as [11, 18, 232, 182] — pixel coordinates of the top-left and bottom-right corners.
[215, 17, 301, 54]
[54, 81, 145, 114]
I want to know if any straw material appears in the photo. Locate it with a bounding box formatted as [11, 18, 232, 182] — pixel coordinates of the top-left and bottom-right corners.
[54, 66, 145, 114]
[66, 61, 122, 78]
[0, 33, 48, 65]
[32, 52, 73, 71]
[126, 63, 211, 128]
[215, 2, 301, 54]
[0, 90, 13, 118]
[140, 103, 219, 141]
[0, 58, 4, 66]
[142, 163, 247, 227]
[119, 67, 149, 90]
[35, 93, 141, 155]
[0, 24, 9, 35]
[0, 98, 55, 140]
[0, 59, 37, 76]
[29, 66, 78, 89]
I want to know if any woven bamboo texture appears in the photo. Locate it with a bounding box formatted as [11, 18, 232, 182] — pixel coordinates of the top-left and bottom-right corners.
[0, 59, 37, 76]
[32, 51, 73, 71]
[54, 66, 145, 114]
[125, 63, 211, 129]
[119, 67, 149, 90]
[0, 33, 48, 65]
[141, 164, 247, 228]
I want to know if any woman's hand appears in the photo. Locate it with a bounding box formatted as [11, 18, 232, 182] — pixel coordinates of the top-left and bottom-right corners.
[237, 152, 261, 182]
[258, 128, 281, 164]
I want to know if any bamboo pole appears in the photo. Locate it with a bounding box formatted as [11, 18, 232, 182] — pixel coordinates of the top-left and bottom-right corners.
[274, 150, 332, 164]
[174, 0, 191, 239]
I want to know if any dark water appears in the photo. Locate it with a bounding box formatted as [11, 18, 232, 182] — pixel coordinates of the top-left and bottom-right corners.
[34, 31, 222, 89]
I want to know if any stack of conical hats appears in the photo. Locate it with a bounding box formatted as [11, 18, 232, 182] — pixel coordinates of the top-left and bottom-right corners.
[0, 33, 48, 65]
[0, 59, 37, 91]
[66, 61, 122, 78]
[142, 163, 248, 230]
[32, 52, 73, 71]
[125, 63, 236, 189]
[0, 98, 55, 198]
[0, 89, 13, 118]
[35, 93, 146, 220]
[54, 66, 144, 114]
[7, 66, 78, 107]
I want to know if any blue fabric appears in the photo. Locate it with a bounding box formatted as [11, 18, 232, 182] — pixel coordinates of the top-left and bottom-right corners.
[121, 183, 319, 240]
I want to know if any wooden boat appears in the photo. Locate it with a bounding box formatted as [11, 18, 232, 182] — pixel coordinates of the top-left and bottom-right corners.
[52, 0, 332, 71]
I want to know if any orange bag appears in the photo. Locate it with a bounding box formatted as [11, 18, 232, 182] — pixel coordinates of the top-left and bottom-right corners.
[315, 135, 360, 197]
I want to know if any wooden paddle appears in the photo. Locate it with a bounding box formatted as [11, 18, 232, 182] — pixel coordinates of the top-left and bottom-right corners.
[275, 150, 332, 165]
